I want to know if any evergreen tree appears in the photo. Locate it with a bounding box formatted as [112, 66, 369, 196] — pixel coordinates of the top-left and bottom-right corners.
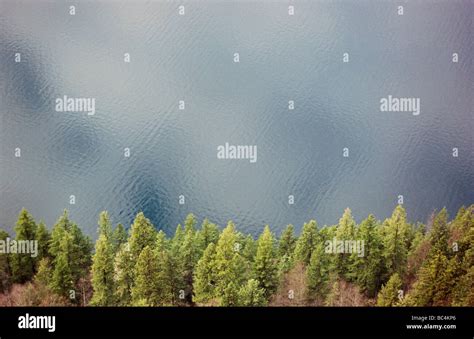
[278, 224, 296, 258]
[254, 226, 278, 296]
[237, 279, 267, 306]
[0, 229, 12, 292]
[241, 234, 257, 262]
[214, 221, 248, 306]
[154, 230, 168, 253]
[170, 224, 184, 256]
[69, 223, 93, 284]
[35, 221, 50, 262]
[128, 212, 156, 261]
[334, 208, 356, 279]
[294, 220, 318, 265]
[193, 243, 217, 304]
[184, 213, 197, 233]
[11, 208, 37, 283]
[429, 208, 449, 256]
[50, 232, 74, 298]
[114, 243, 134, 306]
[112, 223, 127, 252]
[306, 243, 330, 300]
[196, 219, 219, 255]
[34, 257, 52, 287]
[97, 211, 112, 240]
[178, 227, 199, 302]
[131, 246, 160, 306]
[377, 273, 402, 306]
[49, 210, 71, 259]
[90, 233, 115, 306]
[350, 214, 385, 297]
[410, 249, 452, 306]
[382, 205, 409, 279]
[155, 249, 178, 305]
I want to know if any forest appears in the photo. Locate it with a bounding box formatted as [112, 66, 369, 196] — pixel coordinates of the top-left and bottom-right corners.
[0, 204, 472, 307]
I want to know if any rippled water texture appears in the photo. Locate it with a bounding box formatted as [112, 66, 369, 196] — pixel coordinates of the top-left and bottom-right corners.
[1, 0, 473, 237]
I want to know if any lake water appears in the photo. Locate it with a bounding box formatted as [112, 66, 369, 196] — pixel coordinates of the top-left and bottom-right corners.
[1, 0, 473, 238]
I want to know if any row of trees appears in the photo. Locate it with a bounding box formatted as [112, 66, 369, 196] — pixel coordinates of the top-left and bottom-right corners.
[0, 204, 472, 306]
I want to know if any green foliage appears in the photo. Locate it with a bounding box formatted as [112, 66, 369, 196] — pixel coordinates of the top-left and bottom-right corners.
[35, 221, 50, 262]
[214, 222, 248, 306]
[112, 223, 127, 251]
[193, 243, 217, 304]
[377, 273, 402, 306]
[97, 211, 113, 240]
[254, 226, 278, 297]
[334, 208, 356, 279]
[113, 243, 134, 306]
[50, 231, 74, 297]
[195, 219, 220, 256]
[382, 205, 409, 279]
[429, 208, 449, 256]
[238, 279, 267, 306]
[0, 229, 12, 292]
[4, 205, 472, 307]
[294, 220, 318, 265]
[278, 224, 296, 258]
[11, 208, 37, 283]
[128, 212, 156, 261]
[350, 214, 385, 297]
[410, 249, 453, 306]
[306, 243, 330, 300]
[131, 246, 160, 306]
[90, 233, 115, 306]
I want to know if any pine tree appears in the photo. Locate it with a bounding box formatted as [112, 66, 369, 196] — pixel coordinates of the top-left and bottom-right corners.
[155, 249, 178, 305]
[50, 232, 74, 298]
[382, 205, 409, 279]
[184, 213, 197, 233]
[334, 208, 356, 279]
[0, 229, 12, 292]
[131, 246, 160, 306]
[196, 219, 219, 255]
[429, 208, 449, 256]
[112, 223, 127, 252]
[294, 220, 318, 265]
[241, 234, 257, 262]
[193, 243, 217, 304]
[278, 224, 296, 258]
[34, 257, 52, 287]
[154, 230, 168, 253]
[35, 221, 50, 262]
[90, 233, 115, 306]
[237, 279, 267, 306]
[69, 223, 93, 284]
[214, 221, 248, 306]
[254, 226, 278, 297]
[97, 211, 112, 240]
[350, 214, 385, 297]
[49, 210, 71, 259]
[114, 243, 134, 306]
[128, 212, 156, 261]
[410, 249, 452, 306]
[178, 227, 199, 302]
[10, 208, 37, 283]
[376, 273, 402, 306]
[306, 243, 330, 300]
